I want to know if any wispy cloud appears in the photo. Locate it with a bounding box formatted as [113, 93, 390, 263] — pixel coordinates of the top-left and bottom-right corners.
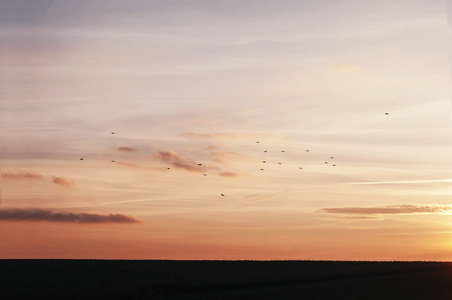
[244, 194, 276, 202]
[342, 216, 381, 220]
[318, 205, 452, 215]
[208, 149, 247, 164]
[115, 160, 139, 168]
[152, 150, 205, 173]
[183, 132, 266, 140]
[219, 171, 240, 177]
[0, 208, 140, 223]
[347, 179, 452, 185]
[117, 146, 137, 152]
[52, 176, 77, 188]
[183, 132, 238, 139]
[2, 170, 44, 180]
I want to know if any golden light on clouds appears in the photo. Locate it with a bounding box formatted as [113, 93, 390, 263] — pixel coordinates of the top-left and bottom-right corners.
[0, 0, 450, 260]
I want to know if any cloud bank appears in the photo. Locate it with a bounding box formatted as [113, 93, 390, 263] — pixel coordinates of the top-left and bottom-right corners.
[318, 205, 451, 215]
[0, 208, 140, 224]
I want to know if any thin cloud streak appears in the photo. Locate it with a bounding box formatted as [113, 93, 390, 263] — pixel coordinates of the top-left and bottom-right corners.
[2, 170, 44, 179]
[115, 160, 140, 168]
[0, 208, 140, 224]
[183, 132, 239, 139]
[183, 132, 266, 140]
[60, 198, 180, 208]
[318, 205, 452, 215]
[219, 171, 240, 177]
[347, 179, 452, 185]
[208, 149, 248, 164]
[117, 146, 137, 152]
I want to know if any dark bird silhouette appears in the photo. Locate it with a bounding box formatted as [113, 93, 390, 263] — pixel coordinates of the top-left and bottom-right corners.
[111, 132, 115, 134]
[167, 167, 170, 170]
[385, 112, 389, 115]
[262, 161, 266, 163]
[221, 193, 225, 197]
[324, 162, 328, 164]
[306, 150, 309, 152]
[198, 163, 202, 166]
[330, 156, 334, 159]
[203, 174, 207, 176]
[332, 164, 336, 166]
[299, 167, 302, 169]
[278, 162, 282, 164]
[260, 168, 264, 171]
[111, 161, 115, 162]
[256, 141, 259, 143]
[281, 150, 285, 153]
[80, 158, 84, 160]
[264, 150, 267, 152]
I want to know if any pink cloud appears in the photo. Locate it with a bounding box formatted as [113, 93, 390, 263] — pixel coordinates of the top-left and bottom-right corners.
[152, 150, 205, 173]
[52, 176, 77, 188]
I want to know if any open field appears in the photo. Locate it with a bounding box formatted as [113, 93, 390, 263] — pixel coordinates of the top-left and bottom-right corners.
[1, 260, 452, 299]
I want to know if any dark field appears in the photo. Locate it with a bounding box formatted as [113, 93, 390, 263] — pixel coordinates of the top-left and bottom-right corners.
[2, 260, 452, 299]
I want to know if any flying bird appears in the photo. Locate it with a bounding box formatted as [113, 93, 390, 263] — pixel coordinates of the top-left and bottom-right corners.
[306, 150, 309, 152]
[256, 141, 259, 143]
[80, 158, 84, 160]
[299, 167, 302, 169]
[330, 156, 334, 159]
[262, 161, 266, 163]
[167, 167, 170, 170]
[264, 150, 267, 153]
[260, 168, 264, 171]
[221, 193, 225, 197]
[198, 163, 202, 166]
[281, 150, 285, 153]
[332, 164, 336, 166]
[324, 162, 328, 164]
[111, 161, 115, 163]
[278, 162, 282, 164]
[111, 132, 115, 134]
[203, 174, 207, 176]
[385, 112, 389, 115]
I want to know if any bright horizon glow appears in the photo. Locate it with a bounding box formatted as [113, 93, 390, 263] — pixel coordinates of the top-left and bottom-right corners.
[0, 0, 451, 261]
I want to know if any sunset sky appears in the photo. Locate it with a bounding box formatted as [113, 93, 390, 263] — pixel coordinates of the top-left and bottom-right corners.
[1, 0, 451, 260]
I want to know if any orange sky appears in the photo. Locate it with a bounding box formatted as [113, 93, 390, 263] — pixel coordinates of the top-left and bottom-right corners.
[1, 0, 451, 260]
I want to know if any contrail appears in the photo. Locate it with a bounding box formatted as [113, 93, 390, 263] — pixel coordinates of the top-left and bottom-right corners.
[346, 179, 452, 185]
[56, 198, 179, 209]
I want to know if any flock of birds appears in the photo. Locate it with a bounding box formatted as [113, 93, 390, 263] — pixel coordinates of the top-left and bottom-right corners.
[78, 114, 390, 197]
[256, 146, 336, 172]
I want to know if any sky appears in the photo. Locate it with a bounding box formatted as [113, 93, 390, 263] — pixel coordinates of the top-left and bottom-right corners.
[0, 0, 451, 260]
